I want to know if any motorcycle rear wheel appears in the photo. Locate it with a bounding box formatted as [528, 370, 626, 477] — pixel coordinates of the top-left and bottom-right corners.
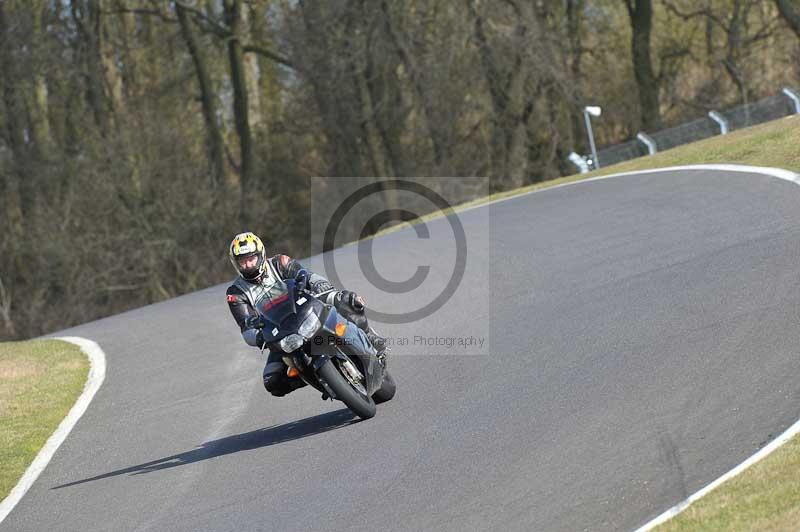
[318, 359, 377, 420]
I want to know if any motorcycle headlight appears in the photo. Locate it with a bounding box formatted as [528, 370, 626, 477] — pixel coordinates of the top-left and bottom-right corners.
[280, 334, 304, 353]
[298, 312, 321, 339]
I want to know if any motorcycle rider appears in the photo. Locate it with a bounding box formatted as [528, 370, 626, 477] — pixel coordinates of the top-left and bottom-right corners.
[226, 232, 386, 397]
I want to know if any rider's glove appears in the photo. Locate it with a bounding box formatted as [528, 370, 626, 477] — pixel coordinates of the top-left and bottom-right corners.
[244, 315, 266, 330]
[295, 269, 309, 290]
[339, 290, 365, 311]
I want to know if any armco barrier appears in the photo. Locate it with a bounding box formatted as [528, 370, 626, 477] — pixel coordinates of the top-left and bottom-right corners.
[579, 89, 799, 172]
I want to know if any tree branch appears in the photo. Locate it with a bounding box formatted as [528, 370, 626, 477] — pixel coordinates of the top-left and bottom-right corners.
[175, 1, 295, 68]
[241, 43, 294, 68]
[662, 1, 726, 29]
[775, 0, 800, 37]
[623, 0, 635, 19]
[175, 0, 229, 38]
[742, 20, 779, 47]
[99, 7, 177, 23]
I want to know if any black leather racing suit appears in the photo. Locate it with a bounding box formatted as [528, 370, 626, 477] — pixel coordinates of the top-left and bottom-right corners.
[226, 254, 372, 396]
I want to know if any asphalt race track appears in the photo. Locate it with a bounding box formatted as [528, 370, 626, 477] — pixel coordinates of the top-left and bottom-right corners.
[6, 168, 800, 531]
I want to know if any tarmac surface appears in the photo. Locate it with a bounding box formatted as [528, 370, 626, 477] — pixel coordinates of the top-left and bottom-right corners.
[5, 168, 800, 531]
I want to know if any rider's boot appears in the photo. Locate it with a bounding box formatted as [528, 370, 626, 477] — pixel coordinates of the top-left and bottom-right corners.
[367, 326, 388, 366]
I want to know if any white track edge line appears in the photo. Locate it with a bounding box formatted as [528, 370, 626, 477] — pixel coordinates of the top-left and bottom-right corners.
[634, 417, 800, 531]
[469, 163, 800, 531]
[459, 164, 800, 215]
[1, 165, 798, 528]
[0, 336, 106, 525]
[339, 164, 799, 249]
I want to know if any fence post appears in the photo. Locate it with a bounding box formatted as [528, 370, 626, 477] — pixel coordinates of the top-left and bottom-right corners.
[583, 107, 601, 169]
[636, 132, 657, 155]
[782, 88, 800, 114]
[708, 111, 729, 135]
[567, 152, 590, 174]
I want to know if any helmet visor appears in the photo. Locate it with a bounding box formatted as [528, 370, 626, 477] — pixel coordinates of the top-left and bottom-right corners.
[236, 253, 258, 272]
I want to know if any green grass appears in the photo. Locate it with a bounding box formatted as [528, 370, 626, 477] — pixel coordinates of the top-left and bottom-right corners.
[363, 115, 800, 528]
[496, 115, 800, 529]
[590, 114, 800, 178]
[485, 116, 800, 529]
[0, 116, 797, 521]
[654, 436, 800, 531]
[365, 115, 800, 241]
[0, 340, 88, 500]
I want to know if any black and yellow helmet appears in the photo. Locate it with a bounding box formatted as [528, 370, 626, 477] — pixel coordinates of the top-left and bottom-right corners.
[229, 232, 267, 281]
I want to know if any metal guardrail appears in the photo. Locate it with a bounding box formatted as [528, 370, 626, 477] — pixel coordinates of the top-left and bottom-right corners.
[595, 139, 645, 168]
[571, 88, 799, 172]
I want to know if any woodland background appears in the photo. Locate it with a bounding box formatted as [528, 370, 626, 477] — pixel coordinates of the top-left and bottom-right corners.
[1, 0, 799, 340]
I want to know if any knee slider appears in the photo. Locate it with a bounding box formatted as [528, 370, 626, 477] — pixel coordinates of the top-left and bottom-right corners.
[263, 374, 285, 395]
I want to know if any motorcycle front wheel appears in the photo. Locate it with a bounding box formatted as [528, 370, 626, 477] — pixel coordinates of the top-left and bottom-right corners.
[318, 359, 376, 420]
[372, 370, 396, 404]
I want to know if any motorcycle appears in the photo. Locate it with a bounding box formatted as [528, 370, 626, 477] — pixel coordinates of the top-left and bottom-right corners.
[255, 270, 395, 420]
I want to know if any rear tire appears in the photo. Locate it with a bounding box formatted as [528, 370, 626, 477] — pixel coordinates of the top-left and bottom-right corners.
[318, 359, 376, 420]
[372, 370, 396, 404]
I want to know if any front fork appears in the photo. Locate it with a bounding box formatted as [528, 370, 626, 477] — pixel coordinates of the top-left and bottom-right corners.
[282, 349, 340, 400]
[283, 305, 382, 399]
[284, 343, 376, 401]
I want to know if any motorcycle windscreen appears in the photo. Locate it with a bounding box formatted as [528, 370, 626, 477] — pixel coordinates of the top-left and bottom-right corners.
[255, 278, 297, 327]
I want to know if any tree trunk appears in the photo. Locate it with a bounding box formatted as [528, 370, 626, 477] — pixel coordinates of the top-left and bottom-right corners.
[99, 5, 125, 117]
[354, 54, 394, 180]
[467, 0, 533, 189]
[349, 15, 400, 214]
[241, 4, 263, 135]
[0, 2, 27, 159]
[566, 0, 585, 151]
[380, 0, 446, 168]
[28, 0, 53, 160]
[176, 4, 225, 187]
[76, 0, 111, 132]
[721, 0, 751, 108]
[224, 0, 255, 210]
[625, 0, 661, 131]
[297, 0, 364, 178]
[775, 0, 800, 38]
[115, 2, 138, 100]
[365, 34, 406, 178]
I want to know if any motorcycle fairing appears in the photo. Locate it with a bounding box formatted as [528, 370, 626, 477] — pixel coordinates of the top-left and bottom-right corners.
[256, 278, 297, 333]
[309, 305, 384, 395]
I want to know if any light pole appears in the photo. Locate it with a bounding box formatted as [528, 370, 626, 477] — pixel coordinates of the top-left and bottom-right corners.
[583, 105, 602, 169]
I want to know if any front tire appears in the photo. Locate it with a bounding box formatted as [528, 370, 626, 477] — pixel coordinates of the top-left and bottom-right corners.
[372, 370, 396, 404]
[318, 359, 376, 420]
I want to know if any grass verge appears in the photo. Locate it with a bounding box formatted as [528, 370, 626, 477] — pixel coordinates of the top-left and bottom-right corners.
[367, 114, 800, 241]
[363, 114, 800, 528]
[654, 434, 800, 531]
[0, 339, 88, 500]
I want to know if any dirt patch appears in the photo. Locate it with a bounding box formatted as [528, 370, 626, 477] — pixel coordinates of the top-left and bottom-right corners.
[0, 358, 47, 381]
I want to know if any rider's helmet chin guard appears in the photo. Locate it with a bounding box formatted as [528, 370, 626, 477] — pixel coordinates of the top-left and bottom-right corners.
[229, 232, 267, 281]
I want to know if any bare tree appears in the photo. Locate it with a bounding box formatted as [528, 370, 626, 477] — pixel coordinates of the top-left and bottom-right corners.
[566, 0, 587, 150]
[466, 0, 539, 188]
[380, 0, 449, 167]
[27, 0, 54, 159]
[665, 0, 780, 107]
[0, 1, 28, 159]
[70, 0, 112, 132]
[774, 0, 800, 38]
[176, 3, 226, 187]
[624, 0, 661, 130]
[2, 0, 798, 341]
[224, 0, 255, 206]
